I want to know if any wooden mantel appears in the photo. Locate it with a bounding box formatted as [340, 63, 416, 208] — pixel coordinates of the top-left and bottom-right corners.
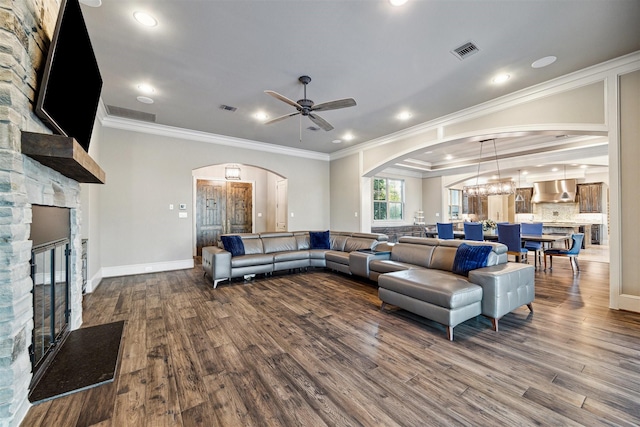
[21, 132, 105, 184]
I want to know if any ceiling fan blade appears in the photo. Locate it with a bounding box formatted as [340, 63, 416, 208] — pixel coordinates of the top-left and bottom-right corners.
[311, 98, 357, 112]
[264, 111, 300, 125]
[308, 113, 334, 131]
[264, 90, 302, 109]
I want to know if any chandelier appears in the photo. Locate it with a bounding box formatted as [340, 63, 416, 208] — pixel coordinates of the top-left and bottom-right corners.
[463, 139, 516, 197]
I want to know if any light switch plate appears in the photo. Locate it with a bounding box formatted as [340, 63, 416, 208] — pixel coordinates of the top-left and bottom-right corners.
[179, 212, 187, 218]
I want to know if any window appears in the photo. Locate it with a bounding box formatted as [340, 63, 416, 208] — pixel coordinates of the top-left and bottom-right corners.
[373, 177, 404, 220]
[449, 189, 462, 220]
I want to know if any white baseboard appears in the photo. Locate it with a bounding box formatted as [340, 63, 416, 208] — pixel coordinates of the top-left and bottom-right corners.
[100, 259, 195, 280]
[617, 294, 640, 313]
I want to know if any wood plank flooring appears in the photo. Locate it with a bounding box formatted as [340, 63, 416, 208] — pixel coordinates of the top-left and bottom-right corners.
[21, 259, 640, 426]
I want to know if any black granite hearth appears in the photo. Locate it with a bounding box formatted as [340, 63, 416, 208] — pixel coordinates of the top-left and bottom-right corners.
[29, 321, 124, 404]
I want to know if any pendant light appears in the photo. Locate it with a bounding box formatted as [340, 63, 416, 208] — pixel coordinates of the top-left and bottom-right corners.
[515, 169, 525, 202]
[463, 139, 516, 197]
[560, 165, 571, 200]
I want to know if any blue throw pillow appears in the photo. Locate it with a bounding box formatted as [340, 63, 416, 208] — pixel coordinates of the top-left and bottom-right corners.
[452, 243, 493, 276]
[309, 230, 330, 250]
[220, 235, 245, 257]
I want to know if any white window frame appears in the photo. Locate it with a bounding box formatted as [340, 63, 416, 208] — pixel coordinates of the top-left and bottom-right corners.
[373, 177, 405, 221]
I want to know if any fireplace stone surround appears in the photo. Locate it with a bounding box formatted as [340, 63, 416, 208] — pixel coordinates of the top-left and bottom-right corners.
[1, 1, 88, 425]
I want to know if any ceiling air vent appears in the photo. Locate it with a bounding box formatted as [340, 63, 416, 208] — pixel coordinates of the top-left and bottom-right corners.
[451, 42, 479, 60]
[219, 104, 237, 112]
[307, 126, 320, 131]
[106, 105, 156, 122]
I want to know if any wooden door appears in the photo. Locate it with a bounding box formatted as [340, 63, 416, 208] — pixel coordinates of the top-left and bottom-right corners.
[196, 180, 252, 256]
[196, 180, 226, 256]
[227, 182, 252, 234]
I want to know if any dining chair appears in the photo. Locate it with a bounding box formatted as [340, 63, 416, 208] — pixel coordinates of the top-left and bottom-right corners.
[497, 223, 528, 263]
[494, 222, 509, 237]
[521, 222, 544, 267]
[463, 222, 484, 241]
[436, 222, 455, 240]
[544, 233, 584, 274]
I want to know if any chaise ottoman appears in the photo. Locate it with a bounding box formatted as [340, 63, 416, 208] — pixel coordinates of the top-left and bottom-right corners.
[378, 269, 483, 341]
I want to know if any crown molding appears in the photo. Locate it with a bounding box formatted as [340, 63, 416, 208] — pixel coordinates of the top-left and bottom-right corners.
[98, 114, 330, 162]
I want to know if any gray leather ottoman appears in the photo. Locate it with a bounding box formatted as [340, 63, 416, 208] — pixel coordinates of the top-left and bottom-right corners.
[378, 269, 483, 341]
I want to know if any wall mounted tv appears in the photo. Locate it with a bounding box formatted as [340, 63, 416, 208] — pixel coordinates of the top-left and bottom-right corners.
[35, 0, 102, 153]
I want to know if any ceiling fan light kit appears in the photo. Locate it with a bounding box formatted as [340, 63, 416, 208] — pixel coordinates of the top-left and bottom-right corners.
[264, 75, 356, 132]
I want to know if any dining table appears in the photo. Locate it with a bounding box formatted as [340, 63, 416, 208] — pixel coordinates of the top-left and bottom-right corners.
[423, 230, 571, 249]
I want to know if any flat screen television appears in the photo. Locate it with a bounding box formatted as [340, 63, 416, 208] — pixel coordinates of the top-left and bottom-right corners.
[35, 0, 102, 153]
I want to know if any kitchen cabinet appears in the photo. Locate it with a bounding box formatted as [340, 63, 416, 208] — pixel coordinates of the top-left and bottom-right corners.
[515, 188, 533, 213]
[488, 194, 514, 223]
[578, 183, 603, 213]
[591, 224, 601, 245]
[463, 193, 488, 219]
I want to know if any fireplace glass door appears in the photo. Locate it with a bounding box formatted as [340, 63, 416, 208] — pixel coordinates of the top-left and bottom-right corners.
[30, 239, 70, 371]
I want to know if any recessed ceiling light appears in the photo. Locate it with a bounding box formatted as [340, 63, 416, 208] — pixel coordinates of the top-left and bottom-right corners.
[137, 83, 155, 94]
[531, 56, 557, 69]
[551, 167, 559, 172]
[445, 154, 453, 160]
[133, 11, 158, 27]
[137, 96, 154, 104]
[343, 133, 354, 141]
[397, 111, 412, 121]
[580, 165, 588, 169]
[254, 112, 268, 121]
[389, 0, 408, 6]
[492, 73, 511, 84]
[522, 171, 529, 175]
[332, 139, 342, 144]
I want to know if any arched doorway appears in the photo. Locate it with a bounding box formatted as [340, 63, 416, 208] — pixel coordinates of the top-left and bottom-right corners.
[192, 164, 287, 255]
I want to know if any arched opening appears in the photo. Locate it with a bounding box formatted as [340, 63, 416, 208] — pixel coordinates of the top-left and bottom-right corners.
[361, 129, 610, 262]
[192, 163, 288, 255]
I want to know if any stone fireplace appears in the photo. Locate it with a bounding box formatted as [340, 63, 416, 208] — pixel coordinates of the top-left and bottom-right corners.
[0, 1, 88, 425]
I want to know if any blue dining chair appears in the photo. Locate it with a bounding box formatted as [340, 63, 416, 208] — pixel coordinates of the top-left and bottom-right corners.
[436, 222, 454, 240]
[463, 222, 484, 241]
[521, 222, 544, 267]
[544, 233, 584, 274]
[494, 222, 509, 237]
[497, 223, 528, 263]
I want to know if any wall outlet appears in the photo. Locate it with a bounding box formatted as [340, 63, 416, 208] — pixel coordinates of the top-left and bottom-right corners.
[355, 212, 358, 217]
[436, 212, 440, 217]
[179, 212, 187, 218]
[290, 212, 294, 217]
[258, 212, 262, 217]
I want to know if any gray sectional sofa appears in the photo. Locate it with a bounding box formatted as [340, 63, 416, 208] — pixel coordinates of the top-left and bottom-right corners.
[370, 236, 535, 339]
[202, 231, 388, 288]
[202, 232, 535, 341]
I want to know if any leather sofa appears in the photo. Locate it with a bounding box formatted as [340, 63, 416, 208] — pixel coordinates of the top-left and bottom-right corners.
[370, 236, 535, 336]
[202, 231, 388, 288]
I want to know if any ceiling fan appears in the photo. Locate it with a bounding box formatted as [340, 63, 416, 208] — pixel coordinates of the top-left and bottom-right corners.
[264, 75, 356, 131]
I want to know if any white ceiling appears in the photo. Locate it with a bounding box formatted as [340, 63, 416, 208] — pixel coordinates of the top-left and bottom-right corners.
[80, 0, 640, 181]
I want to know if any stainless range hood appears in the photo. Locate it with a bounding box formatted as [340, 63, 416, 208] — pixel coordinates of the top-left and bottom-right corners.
[531, 179, 577, 203]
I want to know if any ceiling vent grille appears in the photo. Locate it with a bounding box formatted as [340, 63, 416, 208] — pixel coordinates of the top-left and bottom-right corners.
[306, 126, 320, 131]
[451, 42, 479, 60]
[106, 105, 156, 122]
[219, 104, 238, 112]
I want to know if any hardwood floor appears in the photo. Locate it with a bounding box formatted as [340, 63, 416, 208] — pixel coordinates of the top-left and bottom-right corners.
[21, 259, 640, 426]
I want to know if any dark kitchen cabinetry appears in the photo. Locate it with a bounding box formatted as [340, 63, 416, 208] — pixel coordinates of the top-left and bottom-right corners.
[463, 193, 488, 219]
[515, 188, 533, 213]
[578, 183, 603, 213]
[591, 224, 602, 245]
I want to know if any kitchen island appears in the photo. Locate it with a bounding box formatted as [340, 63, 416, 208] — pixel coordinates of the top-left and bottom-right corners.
[542, 222, 592, 248]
